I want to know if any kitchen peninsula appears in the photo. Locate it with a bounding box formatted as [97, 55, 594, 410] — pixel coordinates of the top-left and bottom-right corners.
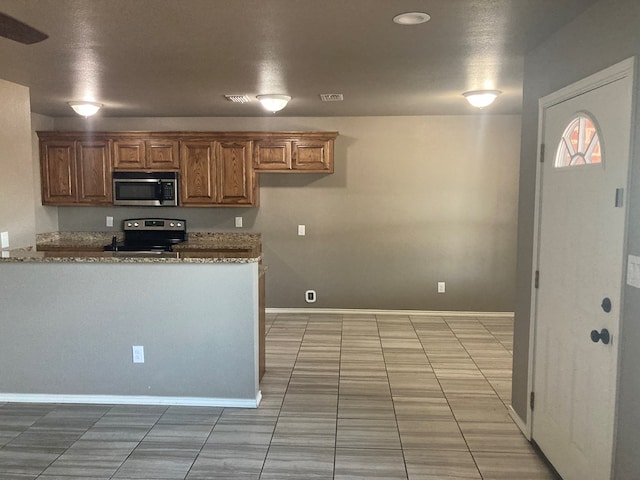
[0, 232, 264, 408]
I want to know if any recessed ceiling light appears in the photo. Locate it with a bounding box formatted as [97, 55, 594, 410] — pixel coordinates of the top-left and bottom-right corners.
[393, 12, 430, 25]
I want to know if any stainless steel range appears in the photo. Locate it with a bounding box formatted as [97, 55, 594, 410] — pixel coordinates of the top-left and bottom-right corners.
[104, 218, 187, 253]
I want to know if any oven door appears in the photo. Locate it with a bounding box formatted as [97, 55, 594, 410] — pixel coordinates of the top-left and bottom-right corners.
[113, 178, 164, 206]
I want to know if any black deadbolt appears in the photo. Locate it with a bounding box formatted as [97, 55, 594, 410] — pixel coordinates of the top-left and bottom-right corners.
[591, 328, 611, 345]
[601, 297, 612, 313]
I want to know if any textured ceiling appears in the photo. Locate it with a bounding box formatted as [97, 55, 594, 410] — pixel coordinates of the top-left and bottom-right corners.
[0, 0, 600, 117]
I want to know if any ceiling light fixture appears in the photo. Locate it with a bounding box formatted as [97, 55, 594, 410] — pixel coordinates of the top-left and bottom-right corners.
[462, 90, 502, 108]
[68, 101, 102, 117]
[393, 12, 431, 25]
[256, 94, 291, 113]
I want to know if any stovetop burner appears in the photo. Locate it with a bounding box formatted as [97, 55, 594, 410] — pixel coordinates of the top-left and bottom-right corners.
[104, 218, 187, 253]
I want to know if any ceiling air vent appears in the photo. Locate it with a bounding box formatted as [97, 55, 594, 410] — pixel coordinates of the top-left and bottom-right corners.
[224, 95, 251, 103]
[320, 93, 344, 102]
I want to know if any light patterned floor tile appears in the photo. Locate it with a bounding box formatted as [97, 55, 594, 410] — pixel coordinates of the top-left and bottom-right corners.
[458, 421, 536, 453]
[334, 447, 407, 479]
[336, 418, 401, 449]
[404, 448, 482, 479]
[272, 415, 337, 447]
[186, 444, 268, 479]
[261, 445, 334, 479]
[338, 395, 396, 420]
[397, 420, 468, 450]
[472, 452, 558, 479]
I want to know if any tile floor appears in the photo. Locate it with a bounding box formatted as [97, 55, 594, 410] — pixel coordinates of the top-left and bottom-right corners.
[0, 312, 559, 479]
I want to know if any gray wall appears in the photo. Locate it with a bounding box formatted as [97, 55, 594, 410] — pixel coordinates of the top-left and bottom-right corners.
[0, 261, 259, 402]
[0, 79, 36, 248]
[511, 0, 640, 477]
[51, 115, 521, 312]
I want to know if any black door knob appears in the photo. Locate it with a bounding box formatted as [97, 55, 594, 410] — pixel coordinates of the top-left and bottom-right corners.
[601, 298, 612, 313]
[591, 328, 611, 344]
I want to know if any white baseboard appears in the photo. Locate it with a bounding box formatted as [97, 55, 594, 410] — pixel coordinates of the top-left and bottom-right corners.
[0, 392, 262, 408]
[266, 308, 514, 318]
[508, 405, 531, 439]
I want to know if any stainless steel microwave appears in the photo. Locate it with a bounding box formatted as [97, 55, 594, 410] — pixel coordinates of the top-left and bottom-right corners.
[113, 172, 179, 206]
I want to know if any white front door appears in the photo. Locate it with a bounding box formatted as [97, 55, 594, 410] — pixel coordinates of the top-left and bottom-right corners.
[532, 59, 634, 480]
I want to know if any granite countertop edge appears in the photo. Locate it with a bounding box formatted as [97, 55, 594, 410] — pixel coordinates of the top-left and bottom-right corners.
[0, 251, 261, 264]
[0, 231, 262, 264]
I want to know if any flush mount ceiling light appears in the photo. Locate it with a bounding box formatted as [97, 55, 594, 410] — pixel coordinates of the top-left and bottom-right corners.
[393, 12, 431, 25]
[462, 90, 502, 108]
[68, 101, 102, 117]
[256, 94, 291, 113]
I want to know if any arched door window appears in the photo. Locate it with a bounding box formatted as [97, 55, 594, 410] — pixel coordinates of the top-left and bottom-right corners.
[554, 114, 602, 168]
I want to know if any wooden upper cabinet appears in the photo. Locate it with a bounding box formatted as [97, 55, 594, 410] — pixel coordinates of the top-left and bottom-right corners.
[40, 140, 76, 204]
[180, 139, 258, 206]
[293, 139, 333, 171]
[76, 141, 112, 204]
[253, 139, 292, 171]
[254, 133, 337, 173]
[180, 142, 217, 205]
[217, 140, 256, 205]
[40, 137, 112, 205]
[113, 138, 145, 169]
[39, 131, 335, 206]
[113, 137, 179, 170]
[146, 139, 180, 169]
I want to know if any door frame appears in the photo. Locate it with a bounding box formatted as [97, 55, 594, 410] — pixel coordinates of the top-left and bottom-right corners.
[522, 57, 635, 443]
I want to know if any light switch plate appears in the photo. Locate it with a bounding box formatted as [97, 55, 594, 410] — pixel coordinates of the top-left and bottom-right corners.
[1, 231, 9, 249]
[106, 216, 114, 227]
[235, 216, 243, 228]
[298, 225, 306, 236]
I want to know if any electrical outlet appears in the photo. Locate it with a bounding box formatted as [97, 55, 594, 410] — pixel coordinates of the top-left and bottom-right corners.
[298, 225, 306, 236]
[235, 216, 243, 228]
[305, 290, 317, 303]
[132, 345, 145, 363]
[106, 216, 114, 227]
[437, 282, 446, 293]
[1, 231, 9, 249]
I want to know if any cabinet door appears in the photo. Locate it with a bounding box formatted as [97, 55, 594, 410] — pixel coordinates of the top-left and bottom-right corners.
[147, 139, 179, 170]
[113, 138, 145, 169]
[76, 141, 113, 204]
[254, 139, 292, 170]
[217, 140, 256, 205]
[180, 142, 216, 205]
[292, 139, 333, 172]
[40, 141, 76, 204]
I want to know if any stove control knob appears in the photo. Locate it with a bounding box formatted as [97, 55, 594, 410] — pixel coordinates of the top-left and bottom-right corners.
[170, 222, 175, 227]
[134, 222, 139, 227]
[126, 222, 132, 227]
[177, 222, 182, 227]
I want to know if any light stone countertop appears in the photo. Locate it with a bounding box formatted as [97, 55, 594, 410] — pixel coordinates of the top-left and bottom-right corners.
[0, 232, 261, 264]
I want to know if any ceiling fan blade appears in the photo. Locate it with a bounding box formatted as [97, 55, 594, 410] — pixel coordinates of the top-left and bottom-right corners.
[0, 12, 48, 44]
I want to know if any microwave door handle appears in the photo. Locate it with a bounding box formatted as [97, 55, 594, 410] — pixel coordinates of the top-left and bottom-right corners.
[156, 181, 163, 204]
